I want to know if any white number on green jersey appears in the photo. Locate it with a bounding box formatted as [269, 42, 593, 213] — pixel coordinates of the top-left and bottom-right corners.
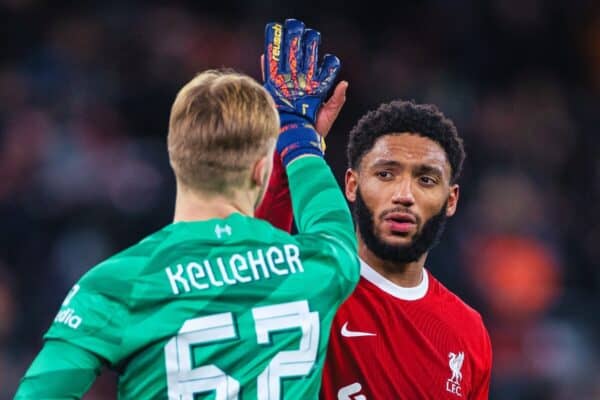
[164, 312, 240, 399]
[164, 300, 319, 399]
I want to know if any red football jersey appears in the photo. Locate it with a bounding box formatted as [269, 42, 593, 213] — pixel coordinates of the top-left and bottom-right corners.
[321, 260, 492, 400]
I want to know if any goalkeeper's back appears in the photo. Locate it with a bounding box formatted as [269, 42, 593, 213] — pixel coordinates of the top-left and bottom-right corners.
[15, 53, 358, 399]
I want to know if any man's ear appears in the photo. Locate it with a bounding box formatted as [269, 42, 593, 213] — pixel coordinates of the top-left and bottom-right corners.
[345, 168, 358, 202]
[446, 184, 460, 217]
[252, 154, 271, 188]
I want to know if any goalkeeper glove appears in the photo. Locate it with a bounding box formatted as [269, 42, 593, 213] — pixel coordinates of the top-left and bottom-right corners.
[263, 18, 340, 166]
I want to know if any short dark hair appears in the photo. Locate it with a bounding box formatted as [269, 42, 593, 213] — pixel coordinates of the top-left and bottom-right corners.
[347, 100, 466, 183]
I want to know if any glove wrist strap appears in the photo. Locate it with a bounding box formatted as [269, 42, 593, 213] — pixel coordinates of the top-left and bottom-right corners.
[277, 126, 324, 167]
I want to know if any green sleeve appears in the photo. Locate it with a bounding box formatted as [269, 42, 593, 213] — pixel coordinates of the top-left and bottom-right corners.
[14, 340, 103, 399]
[286, 155, 359, 295]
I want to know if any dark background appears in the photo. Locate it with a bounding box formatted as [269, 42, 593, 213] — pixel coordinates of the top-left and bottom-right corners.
[1, 1, 599, 398]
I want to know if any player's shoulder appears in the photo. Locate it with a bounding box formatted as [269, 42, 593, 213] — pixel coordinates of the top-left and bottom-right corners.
[428, 272, 486, 329]
[242, 214, 297, 241]
[177, 213, 296, 245]
[80, 225, 172, 289]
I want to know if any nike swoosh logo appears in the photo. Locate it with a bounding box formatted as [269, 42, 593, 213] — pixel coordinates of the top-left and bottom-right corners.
[341, 321, 376, 337]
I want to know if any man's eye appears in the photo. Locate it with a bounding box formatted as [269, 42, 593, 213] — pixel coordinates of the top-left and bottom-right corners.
[420, 176, 436, 185]
[376, 171, 393, 179]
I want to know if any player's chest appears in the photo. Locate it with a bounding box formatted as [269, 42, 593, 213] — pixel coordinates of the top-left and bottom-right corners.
[332, 299, 473, 399]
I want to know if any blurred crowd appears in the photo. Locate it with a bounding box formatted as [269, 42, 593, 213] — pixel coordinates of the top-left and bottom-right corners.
[1, 1, 599, 399]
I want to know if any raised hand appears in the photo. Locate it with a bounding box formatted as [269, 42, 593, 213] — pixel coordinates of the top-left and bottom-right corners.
[263, 19, 341, 128]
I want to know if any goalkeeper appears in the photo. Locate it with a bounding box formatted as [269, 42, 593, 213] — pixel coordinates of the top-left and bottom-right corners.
[15, 19, 358, 399]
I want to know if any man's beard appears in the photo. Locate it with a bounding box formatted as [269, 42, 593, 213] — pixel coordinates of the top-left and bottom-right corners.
[353, 188, 449, 264]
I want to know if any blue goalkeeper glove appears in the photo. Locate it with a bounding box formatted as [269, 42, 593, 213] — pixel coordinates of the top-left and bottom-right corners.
[264, 19, 340, 166]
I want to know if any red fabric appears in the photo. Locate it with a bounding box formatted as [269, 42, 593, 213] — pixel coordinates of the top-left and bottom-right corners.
[255, 151, 293, 232]
[321, 271, 492, 400]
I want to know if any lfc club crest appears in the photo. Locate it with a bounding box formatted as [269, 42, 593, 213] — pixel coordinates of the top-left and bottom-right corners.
[446, 352, 465, 397]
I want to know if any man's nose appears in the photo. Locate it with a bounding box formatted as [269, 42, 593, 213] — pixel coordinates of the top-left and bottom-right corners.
[391, 178, 415, 206]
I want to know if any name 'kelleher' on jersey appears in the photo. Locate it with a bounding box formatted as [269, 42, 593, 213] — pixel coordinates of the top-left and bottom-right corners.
[20, 157, 359, 400]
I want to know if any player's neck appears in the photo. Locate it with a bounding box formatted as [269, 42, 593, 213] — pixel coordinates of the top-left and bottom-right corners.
[358, 239, 427, 288]
[173, 185, 255, 222]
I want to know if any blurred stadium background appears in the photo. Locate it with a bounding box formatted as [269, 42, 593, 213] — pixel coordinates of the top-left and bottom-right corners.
[1, 1, 599, 399]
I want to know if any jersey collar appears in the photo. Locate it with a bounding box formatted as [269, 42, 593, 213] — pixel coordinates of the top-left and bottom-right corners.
[359, 258, 429, 301]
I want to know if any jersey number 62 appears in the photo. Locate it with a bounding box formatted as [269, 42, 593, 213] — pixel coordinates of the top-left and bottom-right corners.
[164, 300, 319, 399]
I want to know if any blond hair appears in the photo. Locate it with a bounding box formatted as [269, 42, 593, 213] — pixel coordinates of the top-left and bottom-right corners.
[168, 69, 279, 192]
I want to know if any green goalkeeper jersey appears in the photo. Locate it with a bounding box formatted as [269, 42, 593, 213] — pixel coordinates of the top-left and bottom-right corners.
[15, 157, 359, 399]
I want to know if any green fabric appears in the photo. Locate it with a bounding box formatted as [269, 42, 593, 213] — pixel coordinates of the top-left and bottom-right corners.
[16, 155, 358, 399]
[14, 340, 102, 399]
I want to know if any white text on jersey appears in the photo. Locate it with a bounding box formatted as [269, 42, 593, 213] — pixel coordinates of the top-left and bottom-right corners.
[54, 308, 83, 329]
[338, 382, 367, 400]
[165, 244, 304, 295]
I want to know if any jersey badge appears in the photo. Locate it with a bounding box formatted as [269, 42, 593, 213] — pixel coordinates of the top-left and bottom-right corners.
[446, 351, 465, 396]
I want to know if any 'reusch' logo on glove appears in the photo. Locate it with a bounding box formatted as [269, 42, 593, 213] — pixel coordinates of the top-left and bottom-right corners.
[264, 19, 340, 125]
